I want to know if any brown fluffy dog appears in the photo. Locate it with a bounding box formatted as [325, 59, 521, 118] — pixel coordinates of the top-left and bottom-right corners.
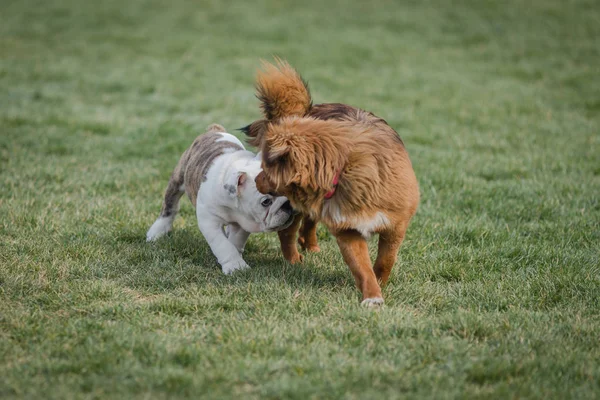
[242, 60, 419, 306]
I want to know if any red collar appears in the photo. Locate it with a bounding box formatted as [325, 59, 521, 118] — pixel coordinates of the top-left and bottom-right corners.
[324, 173, 340, 200]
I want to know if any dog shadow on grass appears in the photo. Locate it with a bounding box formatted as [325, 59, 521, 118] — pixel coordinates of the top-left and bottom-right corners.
[112, 227, 351, 293]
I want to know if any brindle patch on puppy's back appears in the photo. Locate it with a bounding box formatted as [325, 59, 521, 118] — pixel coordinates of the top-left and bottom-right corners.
[174, 124, 244, 206]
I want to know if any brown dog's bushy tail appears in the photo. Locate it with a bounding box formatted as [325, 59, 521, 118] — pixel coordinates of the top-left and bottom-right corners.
[256, 58, 312, 120]
[241, 58, 312, 146]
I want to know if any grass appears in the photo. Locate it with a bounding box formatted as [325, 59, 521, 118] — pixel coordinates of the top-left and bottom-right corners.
[1, 0, 599, 398]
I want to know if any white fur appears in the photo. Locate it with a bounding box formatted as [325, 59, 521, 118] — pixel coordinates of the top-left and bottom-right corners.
[146, 216, 175, 241]
[196, 205, 250, 274]
[322, 201, 343, 224]
[354, 212, 390, 238]
[225, 223, 251, 253]
[191, 151, 260, 274]
[322, 205, 390, 238]
[198, 151, 265, 233]
[361, 297, 384, 307]
[147, 132, 293, 275]
[216, 132, 245, 148]
[193, 149, 292, 274]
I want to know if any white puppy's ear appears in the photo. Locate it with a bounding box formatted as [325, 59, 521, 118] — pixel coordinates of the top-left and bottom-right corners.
[224, 171, 247, 197]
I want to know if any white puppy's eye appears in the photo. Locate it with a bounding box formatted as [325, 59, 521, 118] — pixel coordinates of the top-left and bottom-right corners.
[261, 197, 273, 207]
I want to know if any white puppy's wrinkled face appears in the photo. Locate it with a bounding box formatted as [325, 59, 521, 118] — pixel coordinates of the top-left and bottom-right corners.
[224, 157, 296, 233]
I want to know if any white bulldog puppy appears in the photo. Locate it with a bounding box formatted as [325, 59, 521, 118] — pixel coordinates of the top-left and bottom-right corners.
[146, 124, 295, 274]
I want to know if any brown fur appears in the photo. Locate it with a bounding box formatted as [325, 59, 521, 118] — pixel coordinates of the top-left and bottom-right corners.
[246, 60, 420, 304]
[256, 58, 312, 120]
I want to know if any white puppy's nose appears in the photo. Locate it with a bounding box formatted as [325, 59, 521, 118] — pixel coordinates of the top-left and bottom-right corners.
[281, 200, 293, 213]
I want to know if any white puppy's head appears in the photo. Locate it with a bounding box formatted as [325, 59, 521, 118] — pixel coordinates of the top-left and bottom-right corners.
[224, 156, 296, 232]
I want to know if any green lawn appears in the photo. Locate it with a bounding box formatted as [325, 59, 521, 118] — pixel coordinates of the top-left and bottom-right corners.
[1, 0, 599, 398]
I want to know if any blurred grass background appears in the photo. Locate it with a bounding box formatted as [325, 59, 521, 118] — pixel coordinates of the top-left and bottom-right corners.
[1, 0, 599, 398]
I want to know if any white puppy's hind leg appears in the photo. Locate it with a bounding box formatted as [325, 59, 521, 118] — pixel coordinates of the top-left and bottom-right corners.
[147, 215, 176, 241]
[146, 177, 185, 242]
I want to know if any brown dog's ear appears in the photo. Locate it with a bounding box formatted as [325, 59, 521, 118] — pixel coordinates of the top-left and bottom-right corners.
[239, 120, 268, 147]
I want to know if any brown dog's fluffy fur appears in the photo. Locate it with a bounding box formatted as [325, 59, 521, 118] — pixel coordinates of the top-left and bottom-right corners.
[243, 59, 419, 305]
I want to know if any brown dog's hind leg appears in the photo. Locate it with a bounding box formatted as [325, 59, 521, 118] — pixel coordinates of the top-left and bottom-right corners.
[335, 230, 383, 305]
[373, 228, 406, 285]
[298, 216, 320, 252]
[278, 213, 303, 264]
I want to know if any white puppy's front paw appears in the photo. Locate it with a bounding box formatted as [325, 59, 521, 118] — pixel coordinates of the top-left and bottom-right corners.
[361, 297, 384, 307]
[146, 217, 173, 242]
[221, 260, 250, 275]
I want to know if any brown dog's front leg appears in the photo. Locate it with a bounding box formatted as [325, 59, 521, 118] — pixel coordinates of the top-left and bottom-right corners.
[277, 213, 303, 264]
[335, 230, 383, 306]
[298, 216, 320, 252]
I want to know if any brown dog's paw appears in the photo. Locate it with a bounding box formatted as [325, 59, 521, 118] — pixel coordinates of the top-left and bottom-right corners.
[285, 251, 304, 264]
[297, 237, 321, 253]
[304, 245, 321, 253]
[361, 297, 384, 307]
